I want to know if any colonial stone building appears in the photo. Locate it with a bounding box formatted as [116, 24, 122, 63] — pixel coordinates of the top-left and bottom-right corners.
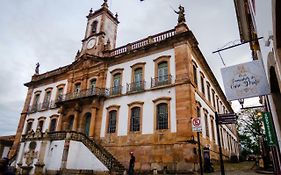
[9, 1, 238, 174]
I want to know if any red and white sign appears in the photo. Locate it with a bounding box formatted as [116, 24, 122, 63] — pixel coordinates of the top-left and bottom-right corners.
[192, 118, 202, 132]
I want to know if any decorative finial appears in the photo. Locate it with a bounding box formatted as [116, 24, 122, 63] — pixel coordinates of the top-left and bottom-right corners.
[89, 8, 93, 15]
[174, 5, 186, 24]
[35, 62, 40, 75]
[76, 50, 80, 57]
[115, 13, 118, 20]
[101, 0, 109, 8]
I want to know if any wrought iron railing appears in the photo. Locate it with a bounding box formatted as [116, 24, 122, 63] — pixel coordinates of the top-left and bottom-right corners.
[126, 81, 145, 93]
[56, 88, 109, 103]
[27, 100, 58, 113]
[108, 86, 122, 96]
[108, 29, 175, 57]
[151, 75, 172, 88]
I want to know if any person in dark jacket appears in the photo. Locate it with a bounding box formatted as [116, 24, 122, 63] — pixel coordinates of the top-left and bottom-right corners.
[128, 152, 135, 175]
[0, 158, 15, 175]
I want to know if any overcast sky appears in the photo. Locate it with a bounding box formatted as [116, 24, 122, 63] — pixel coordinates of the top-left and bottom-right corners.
[0, 0, 260, 136]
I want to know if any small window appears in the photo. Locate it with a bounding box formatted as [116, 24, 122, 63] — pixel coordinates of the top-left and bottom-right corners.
[205, 113, 209, 137]
[201, 76, 205, 96]
[193, 65, 198, 85]
[156, 103, 168, 130]
[206, 82, 211, 102]
[130, 107, 140, 132]
[212, 90, 216, 108]
[92, 21, 98, 33]
[210, 118, 215, 142]
[90, 79, 96, 89]
[49, 119, 57, 132]
[112, 74, 122, 95]
[196, 106, 201, 118]
[33, 94, 40, 107]
[38, 120, 44, 132]
[25, 122, 33, 134]
[108, 110, 117, 133]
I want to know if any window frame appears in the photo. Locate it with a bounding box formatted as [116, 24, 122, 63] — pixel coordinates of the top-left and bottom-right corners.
[37, 116, 46, 132]
[200, 71, 205, 96]
[56, 84, 65, 101]
[192, 60, 198, 86]
[203, 109, 209, 138]
[25, 119, 34, 134]
[153, 55, 171, 79]
[49, 115, 59, 132]
[153, 97, 171, 131]
[127, 101, 144, 133]
[106, 105, 120, 135]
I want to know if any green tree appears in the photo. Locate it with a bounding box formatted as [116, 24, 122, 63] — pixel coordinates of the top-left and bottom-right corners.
[237, 108, 265, 158]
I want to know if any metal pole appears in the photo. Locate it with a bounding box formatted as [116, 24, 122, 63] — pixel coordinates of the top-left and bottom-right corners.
[197, 132, 203, 175]
[215, 112, 225, 175]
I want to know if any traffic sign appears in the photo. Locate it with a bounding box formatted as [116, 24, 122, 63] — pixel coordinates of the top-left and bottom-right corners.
[192, 118, 202, 132]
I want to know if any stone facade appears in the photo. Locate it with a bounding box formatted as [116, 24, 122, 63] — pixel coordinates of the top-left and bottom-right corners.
[9, 1, 238, 174]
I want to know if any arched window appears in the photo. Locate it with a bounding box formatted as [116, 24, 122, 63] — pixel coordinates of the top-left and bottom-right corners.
[25, 121, 33, 134]
[38, 120, 44, 132]
[107, 110, 117, 133]
[112, 73, 121, 95]
[156, 103, 168, 130]
[92, 21, 98, 33]
[130, 107, 140, 132]
[84, 113, 91, 136]
[49, 119, 57, 132]
[68, 116, 74, 131]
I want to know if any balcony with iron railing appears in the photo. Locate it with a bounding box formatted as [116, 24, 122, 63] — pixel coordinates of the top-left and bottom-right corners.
[108, 85, 123, 96]
[151, 75, 172, 88]
[56, 87, 109, 104]
[126, 81, 145, 94]
[28, 100, 57, 114]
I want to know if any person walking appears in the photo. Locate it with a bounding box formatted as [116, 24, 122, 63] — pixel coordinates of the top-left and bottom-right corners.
[128, 152, 135, 175]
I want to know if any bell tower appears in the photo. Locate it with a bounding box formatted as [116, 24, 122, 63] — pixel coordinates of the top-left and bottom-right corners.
[79, 0, 119, 57]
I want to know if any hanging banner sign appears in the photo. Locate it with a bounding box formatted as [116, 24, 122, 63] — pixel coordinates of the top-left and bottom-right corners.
[221, 60, 270, 101]
[262, 112, 277, 146]
[218, 113, 237, 124]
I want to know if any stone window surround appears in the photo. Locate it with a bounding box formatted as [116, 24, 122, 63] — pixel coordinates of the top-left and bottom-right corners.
[200, 71, 205, 96]
[37, 116, 46, 131]
[130, 62, 146, 83]
[56, 83, 66, 100]
[110, 68, 124, 88]
[43, 87, 53, 103]
[25, 118, 35, 134]
[32, 90, 42, 106]
[88, 77, 98, 89]
[192, 60, 198, 86]
[49, 115, 59, 132]
[152, 97, 171, 132]
[203, 108, 209, 138]
[105, 105, 120, 135]
[153, 55, 171, 78]
[127, 101, 144, 134]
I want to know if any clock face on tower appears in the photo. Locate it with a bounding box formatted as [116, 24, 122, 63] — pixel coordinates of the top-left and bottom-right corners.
[87, 37, 96, 49]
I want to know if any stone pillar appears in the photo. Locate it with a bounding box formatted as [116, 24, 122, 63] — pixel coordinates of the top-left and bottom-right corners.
[57, 107, 65, 131]
[34, 141, 47, 175]
[89, 107, 97, 138]
[73, 111, 79, 132]
[60, 140, 70, 169]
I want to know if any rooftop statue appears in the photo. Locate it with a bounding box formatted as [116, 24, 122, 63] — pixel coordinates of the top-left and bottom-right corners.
[174, 5, 186, 24]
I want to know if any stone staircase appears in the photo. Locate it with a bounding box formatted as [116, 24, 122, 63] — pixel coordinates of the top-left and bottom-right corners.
[48, 131, 126, 174]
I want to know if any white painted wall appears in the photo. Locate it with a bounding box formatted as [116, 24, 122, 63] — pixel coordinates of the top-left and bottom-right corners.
[101, 49, 176, 137]
[104, 17, 117, 49]
[101, 87, 176, 137]
[45, 140, 64, 171]
[67, 141, 108, 171]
